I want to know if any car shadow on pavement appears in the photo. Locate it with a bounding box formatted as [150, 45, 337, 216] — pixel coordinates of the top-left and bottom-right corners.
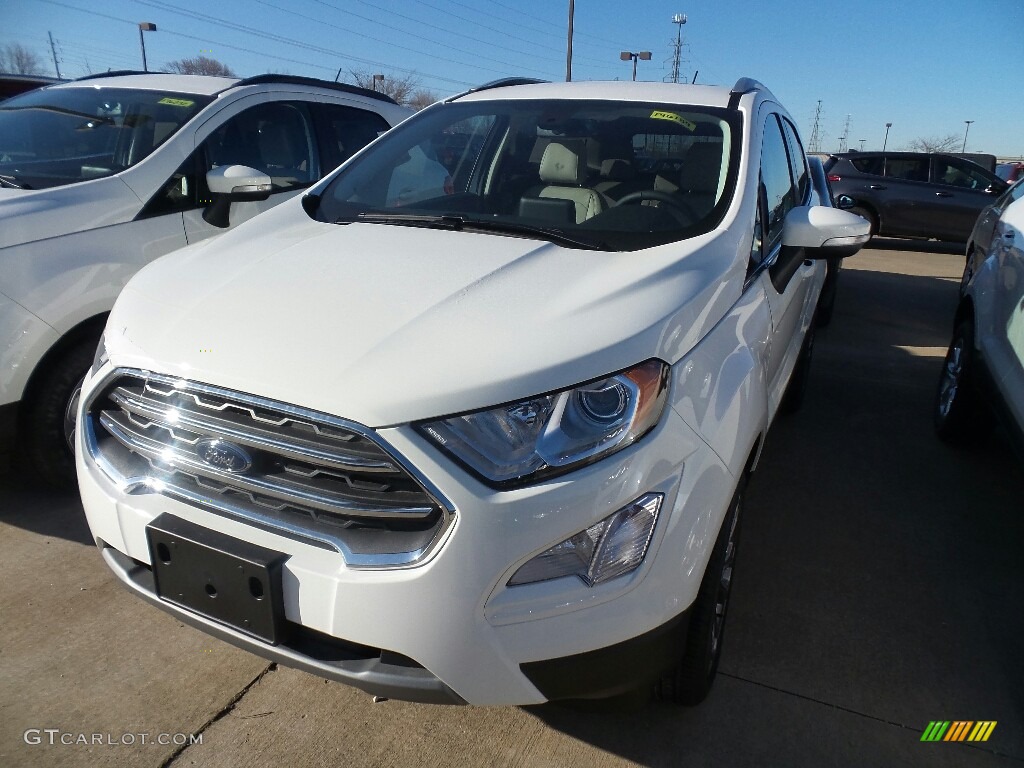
[866, 237, 964, 255]
[0, 457, 94, 546]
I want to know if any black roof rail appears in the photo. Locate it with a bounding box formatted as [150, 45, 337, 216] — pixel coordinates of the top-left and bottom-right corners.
[229, 74, 398, 104]
[73, 70, 168, 81]
[728, 77, 775, 109]
[446, 77, 549, 103]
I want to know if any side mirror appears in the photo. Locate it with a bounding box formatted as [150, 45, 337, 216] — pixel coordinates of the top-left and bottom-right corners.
[835, 194, 856, 210]
[782, 205, 871, 260]
[203, 165, 272, 228]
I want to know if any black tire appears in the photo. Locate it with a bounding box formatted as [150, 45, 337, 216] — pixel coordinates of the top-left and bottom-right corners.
[934, 317, 991, 442]
[656, 482, 743, 706]
[848, 206, 878, 238]
[781, 319, 816, 414]
[21, 339, 96, 488]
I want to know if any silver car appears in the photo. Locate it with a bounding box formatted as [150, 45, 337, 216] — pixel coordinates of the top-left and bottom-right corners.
[935, 182, 1024, 459]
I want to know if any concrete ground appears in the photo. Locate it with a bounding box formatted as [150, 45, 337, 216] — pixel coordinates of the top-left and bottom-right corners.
[1, 242, 1021, 767]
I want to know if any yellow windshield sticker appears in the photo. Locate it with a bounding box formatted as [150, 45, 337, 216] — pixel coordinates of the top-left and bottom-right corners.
[158, 97, 195, 107]
[650, 111, 696, 131]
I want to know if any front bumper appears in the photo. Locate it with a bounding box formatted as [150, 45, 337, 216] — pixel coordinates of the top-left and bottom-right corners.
[78, 372, 736, 706]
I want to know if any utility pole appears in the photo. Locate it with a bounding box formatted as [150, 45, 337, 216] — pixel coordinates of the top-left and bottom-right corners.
[566, 0, 574, 82]
[808, 100, 823, 154]
[48, 31, 62, 79]
[839, 114, 851, 153]
[669, 14, 687, 83]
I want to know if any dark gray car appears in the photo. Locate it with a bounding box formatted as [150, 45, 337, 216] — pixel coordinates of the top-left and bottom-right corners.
[824, 151, 1007, 241]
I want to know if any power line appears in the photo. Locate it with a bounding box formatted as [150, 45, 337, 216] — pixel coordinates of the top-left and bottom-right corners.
[479, 0, 623, 48]
[343, 0, 608, 69]
[35, 0, 475, 88]
[135, 0, 538, 81]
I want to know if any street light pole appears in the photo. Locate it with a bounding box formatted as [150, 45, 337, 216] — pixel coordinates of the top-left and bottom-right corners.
[619, 50, 652, 81]
[962, 120, 974, 153]
[566, 0, 574, 82]
[138, 22, 156, 72]
[883, 122, 892, 152]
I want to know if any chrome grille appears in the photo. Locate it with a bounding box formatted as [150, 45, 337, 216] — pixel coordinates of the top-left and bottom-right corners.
[84, 369, 453, 568]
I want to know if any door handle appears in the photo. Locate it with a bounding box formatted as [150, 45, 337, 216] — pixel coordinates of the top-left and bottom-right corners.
[935, 192, 953, 197]
[869, 184, 887, 190]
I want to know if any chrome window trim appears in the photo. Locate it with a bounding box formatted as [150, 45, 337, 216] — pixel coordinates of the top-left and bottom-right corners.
[83, 367, 456, 570]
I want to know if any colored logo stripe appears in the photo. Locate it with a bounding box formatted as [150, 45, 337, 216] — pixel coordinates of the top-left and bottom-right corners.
[921, 721, 996, 742]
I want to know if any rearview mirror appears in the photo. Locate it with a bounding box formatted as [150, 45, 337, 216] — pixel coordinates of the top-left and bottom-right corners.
[782, 205, 871, 259]
[203, 165, 272, 228]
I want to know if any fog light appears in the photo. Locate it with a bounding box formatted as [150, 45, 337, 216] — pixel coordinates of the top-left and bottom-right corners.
[509, 493, 663, 587]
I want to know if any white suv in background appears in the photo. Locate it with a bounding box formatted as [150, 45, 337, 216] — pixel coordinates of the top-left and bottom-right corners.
[0, 72, 412, 484]
[77, 78, 867, 706]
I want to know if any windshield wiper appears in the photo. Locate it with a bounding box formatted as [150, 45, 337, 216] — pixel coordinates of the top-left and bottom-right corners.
[0, 173, 30, 189]
[352, 213, 609, 251]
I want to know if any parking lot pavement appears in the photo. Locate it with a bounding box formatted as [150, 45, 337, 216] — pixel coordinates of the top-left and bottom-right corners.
[1, 241, 1021, 768]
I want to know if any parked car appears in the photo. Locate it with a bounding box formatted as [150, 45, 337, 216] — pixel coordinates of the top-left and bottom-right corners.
[995, 162, 1024, 184]
[0, 73, 62, 101]
[824, 151, 1008, 241]
[935, 186, 1024, 462]
[962, 178, 1024, 292]
[0, 71, 412, 485]
[77, 77, 868, 707]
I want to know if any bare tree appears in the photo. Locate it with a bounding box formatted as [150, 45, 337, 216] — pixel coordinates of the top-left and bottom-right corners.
[349, 70, 424, 106]
[903, 134, 961, 153]
[406, 88, 441, 111]
[0, 43, 46, 75]
[166, 56, 236, 77]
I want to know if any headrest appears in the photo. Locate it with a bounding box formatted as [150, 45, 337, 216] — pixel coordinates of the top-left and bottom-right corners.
[680, 143, 723, 191]
[600, 158, 635, 181]
[539, 141, 586, 185]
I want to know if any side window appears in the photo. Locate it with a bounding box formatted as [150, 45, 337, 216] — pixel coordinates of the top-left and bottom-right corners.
[851, 156, 884, 175]
[780, 118, 809, 204]
[312, 103, 390, 174]
[202, 101, 317, 192]
[884, 157, 928, 182]
[761, 114, 796, 247]
[932, 157, 993, 190]
[749, 175, 764, 271]
[141, 101, 317, 218]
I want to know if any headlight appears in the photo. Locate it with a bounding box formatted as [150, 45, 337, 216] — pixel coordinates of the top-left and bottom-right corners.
[417, 359, 669, 487]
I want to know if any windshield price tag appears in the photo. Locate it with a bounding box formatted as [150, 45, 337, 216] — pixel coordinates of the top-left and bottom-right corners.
[650, 111, 696, 131]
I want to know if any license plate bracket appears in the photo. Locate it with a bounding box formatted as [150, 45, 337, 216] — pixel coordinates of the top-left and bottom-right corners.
[146, 513, 289, 645]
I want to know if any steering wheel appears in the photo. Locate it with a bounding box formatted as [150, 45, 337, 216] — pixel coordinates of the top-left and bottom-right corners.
[614, 190, 697, 225]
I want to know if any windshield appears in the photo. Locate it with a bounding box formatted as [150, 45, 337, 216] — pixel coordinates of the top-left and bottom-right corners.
[316, 99, 741, 251]
[0, 86, 212, 189]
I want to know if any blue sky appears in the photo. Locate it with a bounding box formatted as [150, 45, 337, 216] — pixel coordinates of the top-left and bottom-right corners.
[4, 0, 1023, 157]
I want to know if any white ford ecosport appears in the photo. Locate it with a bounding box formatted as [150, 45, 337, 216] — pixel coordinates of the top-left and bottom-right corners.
[77, 78, 868, 706]
[0, 72, 411, 484]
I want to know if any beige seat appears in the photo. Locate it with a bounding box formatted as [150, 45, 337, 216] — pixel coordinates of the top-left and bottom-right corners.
[534, 140, 608, 223]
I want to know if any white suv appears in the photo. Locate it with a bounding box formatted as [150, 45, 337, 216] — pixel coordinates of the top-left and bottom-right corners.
[0, 72, 412, 484]
[77, 78, 867, 706]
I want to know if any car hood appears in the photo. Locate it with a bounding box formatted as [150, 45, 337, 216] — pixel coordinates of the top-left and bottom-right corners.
[0, 177, 142, 250]
[104, 197, 743, 427]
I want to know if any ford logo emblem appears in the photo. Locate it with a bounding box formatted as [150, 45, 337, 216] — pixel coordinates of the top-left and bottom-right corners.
[195, 439, 253, 474]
